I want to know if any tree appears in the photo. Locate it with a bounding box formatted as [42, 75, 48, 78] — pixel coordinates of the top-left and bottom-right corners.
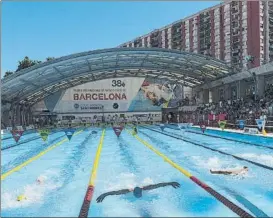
[46, 57, 55, 61]
[3, 71, 13, 78]
[16, 56, 42, 72]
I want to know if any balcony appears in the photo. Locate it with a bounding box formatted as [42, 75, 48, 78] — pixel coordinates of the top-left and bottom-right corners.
[172, 32, 182, 38]
[232, 48, 240, 53]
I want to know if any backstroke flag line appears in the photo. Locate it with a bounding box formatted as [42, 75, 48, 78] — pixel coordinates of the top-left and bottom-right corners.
[218, 120, 227, 131]
[38, 129, 50, 141]
[11, 130, 24, 143]
[113, 126, 123, 137]
[65, 128, 76, 141]
[159, 124, 165, 131]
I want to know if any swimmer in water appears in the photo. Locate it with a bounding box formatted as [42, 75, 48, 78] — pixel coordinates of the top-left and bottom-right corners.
[36, 175, 46, 185]
[17, 176, 46, 201]
[96, 182, 180, 203]
[91, 130, 97, 134]
[210, 166, 248, 176]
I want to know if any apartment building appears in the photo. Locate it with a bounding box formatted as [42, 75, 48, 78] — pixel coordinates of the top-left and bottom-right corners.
[119, 1, 271, 71]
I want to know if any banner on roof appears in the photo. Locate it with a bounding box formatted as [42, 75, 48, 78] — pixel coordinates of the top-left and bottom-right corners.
[113, 126, 123, 137]
[255, 119, 265, 129]
[238, 120, 245, 130]
[34, 77, 184, 113]
[38, 129, 50, 141]
[65, 128, 76, 141]
[218, 120, 227, 131]
[200, 124, 206, 133]
[11, 130, 24, 143]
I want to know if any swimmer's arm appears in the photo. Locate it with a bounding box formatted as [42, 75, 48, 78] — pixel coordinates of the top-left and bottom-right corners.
[96, 189, 131, 203]
[142, 182, 180, 191]
[106, 189, 132, 195]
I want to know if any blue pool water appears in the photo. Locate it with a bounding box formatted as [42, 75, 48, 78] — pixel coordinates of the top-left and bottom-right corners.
[1, 125, 273, 217]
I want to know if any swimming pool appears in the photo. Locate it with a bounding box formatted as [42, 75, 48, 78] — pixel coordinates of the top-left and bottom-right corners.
[1, 125, 273, 217]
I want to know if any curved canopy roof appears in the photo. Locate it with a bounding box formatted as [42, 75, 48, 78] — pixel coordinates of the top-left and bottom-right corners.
[2, 47, 231, 105]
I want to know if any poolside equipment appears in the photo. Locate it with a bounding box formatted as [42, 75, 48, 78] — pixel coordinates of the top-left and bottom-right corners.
[238, 120, 245, 130]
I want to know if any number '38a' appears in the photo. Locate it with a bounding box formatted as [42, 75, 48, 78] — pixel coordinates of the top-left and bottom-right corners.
[112, 80, 125, 87]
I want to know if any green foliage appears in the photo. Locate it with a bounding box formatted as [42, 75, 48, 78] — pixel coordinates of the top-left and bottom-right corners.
[8, 56, 55, 75]
[16, 56, 42, 72]
[3, 71, 13, 78]
[46, 57, 55, 61]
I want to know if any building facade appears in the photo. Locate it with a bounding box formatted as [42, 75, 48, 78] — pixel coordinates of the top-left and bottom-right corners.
[119, 1, 272, 71]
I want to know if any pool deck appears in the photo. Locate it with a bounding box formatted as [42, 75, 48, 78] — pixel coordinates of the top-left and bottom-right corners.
[193, 126, 273, 138]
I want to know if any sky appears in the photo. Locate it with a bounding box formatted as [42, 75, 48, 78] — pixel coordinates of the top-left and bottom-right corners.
[2, 1, 220, 75]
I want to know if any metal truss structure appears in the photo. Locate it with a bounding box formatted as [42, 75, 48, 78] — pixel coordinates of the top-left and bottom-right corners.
[2, 48, 230, 105]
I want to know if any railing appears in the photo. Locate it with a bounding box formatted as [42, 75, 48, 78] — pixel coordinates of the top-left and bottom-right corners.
[165, 112, 273, 133]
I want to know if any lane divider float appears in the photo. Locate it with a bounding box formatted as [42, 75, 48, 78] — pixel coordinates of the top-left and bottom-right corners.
[143, 126, 273, 171]
[79, 129, 106, 218]
[126, 128, 253, 218]
[1, 129, 83, 180]
[222, 187, 269, 218]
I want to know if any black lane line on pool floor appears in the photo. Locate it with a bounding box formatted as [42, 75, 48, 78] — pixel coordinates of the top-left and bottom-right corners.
[118, 137, 140, 173]
[117, 137, 154, 217]
[141, 126, 273, 172]
[162, 124, 273, 151]
[38, 130, 95, 214]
